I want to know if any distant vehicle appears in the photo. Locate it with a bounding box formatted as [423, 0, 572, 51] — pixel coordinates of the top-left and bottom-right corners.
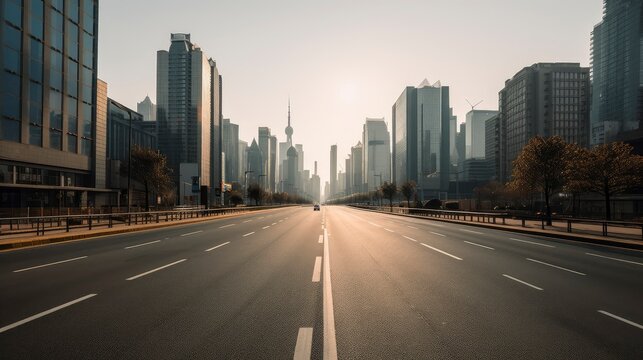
[313, 204, 320, 211]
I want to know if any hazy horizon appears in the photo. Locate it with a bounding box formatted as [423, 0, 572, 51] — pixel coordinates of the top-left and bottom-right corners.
[98, 0, 604, 190]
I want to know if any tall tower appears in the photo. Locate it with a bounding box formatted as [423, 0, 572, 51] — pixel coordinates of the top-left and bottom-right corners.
[285, 98, 294, 145]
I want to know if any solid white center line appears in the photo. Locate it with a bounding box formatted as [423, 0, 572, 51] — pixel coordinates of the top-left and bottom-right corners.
[403, 235, 417, 242]
[420, 243, 462, 260]
[368, 221, 382, 227]
[13, 256, 88, 273]
[318, 235, 323, 244]
[262, 226, 270, 229]
[243, 232, 255, 237]
[460, 229, 484, 235]
[293, 327, 313, 360]
[312, 256, 322, 282]
[0, 293, 97, 334]
[464, 241, 494, 250]
[502, 274, 543, 291]
[598, 310, 643, 330]
[407, 225, 418, 229]
[205, 241, 231, 252]
[323, 228, 338, 360]
[384, 228, 395, 233]
[219, 224, 236, 228]
[126, 259, 187, 281]
[430, 231, 446, 237]
[586, 253, 643, 266]
[180, 230, 203, 237]
[509, 237, 555, 248]
[527, 258, 586, 275]
[125, 240, 161, 250]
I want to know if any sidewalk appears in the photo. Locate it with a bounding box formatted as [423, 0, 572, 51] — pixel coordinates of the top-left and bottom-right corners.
[357, 208, 643, 251]
[0, 208, 278, 251]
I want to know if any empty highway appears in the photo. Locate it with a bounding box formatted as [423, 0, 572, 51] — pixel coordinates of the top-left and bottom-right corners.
[1, 206, 642, 359]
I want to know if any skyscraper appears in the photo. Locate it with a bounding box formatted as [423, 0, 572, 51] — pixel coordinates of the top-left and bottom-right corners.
[362, 118, 391, 192]
[0, 0, 101, 208]
[392, 80, 450, 198]
[258, 127, 273, 190]
[465, 110, 499, 160]
[136, 95, 156, 121]
[329, 145, 337, 197]
[590, 0, 643, 145]
[350, 142, 363, 194]
[246, 139, 262, 186]
[498, 63, 590, 182]
[279, 100, 294, 191]
[157, 33, 221, 205]
[222, 118, 239, 184]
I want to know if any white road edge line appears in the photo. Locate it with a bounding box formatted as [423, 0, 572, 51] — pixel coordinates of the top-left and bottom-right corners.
[243, 232, 255, 237]
[312, 256, 322, 282]
[403, 235, 417, 242]
[205, 241, 231, 252]
[430, 231, 446, 237]
[464, 241, 494, 250]
[13, 256, 88, 273]
[323, 227, 338, 360]
[368, 222, 382, 227]
[0, 293, 97, 333]
[126, 259, 187, 281]
[509, 237, 555, 248]
[180, 230, 203, 237]
[318, 235, 323, 244]
[586, 253, 643, 266]
[598, 310, 643, 330]
[407, 225, 418, 229]
[460, 229, 484, 235]
[527, 258, 586, 275]
[420, 243, 462, 260]
[384, 228, 395, 233]
[502, 274, 543, 291]
[125, 240, 161, 250]
[293, 327, 313, 360]
[219, 224, 236, 228]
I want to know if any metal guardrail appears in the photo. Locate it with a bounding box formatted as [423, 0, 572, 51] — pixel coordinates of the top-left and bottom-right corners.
[0, 205, 290, 237]
[349, 205, 643, 240]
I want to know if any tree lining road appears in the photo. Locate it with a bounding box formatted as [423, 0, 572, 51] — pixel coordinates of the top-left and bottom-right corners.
[0, 206, 641, 359]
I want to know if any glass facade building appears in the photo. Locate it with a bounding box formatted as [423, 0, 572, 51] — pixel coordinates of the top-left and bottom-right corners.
[0, 0, 100, 209]
[498, 63, 590, 182]
[157, 33, 221, 205]
[392, 80, 450, 198]
[106, 98, 156, 162]
[590, 0, 643, 145]
[362, 118, 391, 192]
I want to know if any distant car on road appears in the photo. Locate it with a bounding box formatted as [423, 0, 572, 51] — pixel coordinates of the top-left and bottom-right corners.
[313, 204, 320, 211]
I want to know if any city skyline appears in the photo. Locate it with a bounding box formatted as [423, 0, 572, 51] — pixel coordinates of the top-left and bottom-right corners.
[98, 0, 604, 188]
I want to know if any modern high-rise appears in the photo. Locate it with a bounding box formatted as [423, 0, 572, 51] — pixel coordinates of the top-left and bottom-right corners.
[246, 139, 262, 186]
[350, 141, 363, 194]
[136, 95, 156, 121]
[465, 110, 499, 160]
[392, 80, 450, 198]
[449, 109, 458, 164]
[157, 33, 221, 205]
[279, 100, 294, 191]
[498, 63, 590, 182]
[258, 127, 273, 191]
[590, 0, 643, 145]
[311, 161, 321, 203]
[222, 118, 239, 184]
[362, 118, 391, 192]
[329, 144, 337, 197]
[484, 114, 501, 181]
[238, 139, 248, 186]
[1, 0, 101, 208]
[285, 146, 298, 195]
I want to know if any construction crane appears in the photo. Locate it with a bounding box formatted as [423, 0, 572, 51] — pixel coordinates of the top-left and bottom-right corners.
[466, 99, 483, 111]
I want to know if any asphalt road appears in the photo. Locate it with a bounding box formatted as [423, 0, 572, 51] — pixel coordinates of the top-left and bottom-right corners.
[0, 205, 642, 359]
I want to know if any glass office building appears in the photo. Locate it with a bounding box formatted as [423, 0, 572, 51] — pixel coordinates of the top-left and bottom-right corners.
[590, 0, 643, 145]
[0, 0, 101, 209]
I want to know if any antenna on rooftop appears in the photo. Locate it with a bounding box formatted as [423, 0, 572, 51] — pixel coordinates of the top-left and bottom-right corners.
[466, 99, 483, 111]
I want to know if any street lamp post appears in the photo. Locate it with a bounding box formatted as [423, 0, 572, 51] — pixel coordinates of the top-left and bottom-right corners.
[127, 112, 132, 213]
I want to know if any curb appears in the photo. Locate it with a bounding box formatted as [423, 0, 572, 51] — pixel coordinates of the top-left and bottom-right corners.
[0, 207, 287, 251]
[351, 207, 643, 251]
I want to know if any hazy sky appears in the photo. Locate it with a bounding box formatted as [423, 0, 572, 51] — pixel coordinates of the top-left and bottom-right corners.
[98, 0, 604, 189]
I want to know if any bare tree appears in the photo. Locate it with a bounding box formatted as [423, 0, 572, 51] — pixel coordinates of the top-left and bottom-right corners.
[124, 145, 173, 211]
[509, 136, 568, 225]
[380, 181, 398, 212]
[400, 181, 416, 207]
[247, 183, 264, 206]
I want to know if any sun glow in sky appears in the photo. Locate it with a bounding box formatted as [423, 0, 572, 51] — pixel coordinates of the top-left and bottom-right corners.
[98, 0, 604, 190]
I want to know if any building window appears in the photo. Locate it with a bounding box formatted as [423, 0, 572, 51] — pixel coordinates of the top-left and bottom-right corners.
[1, 118, 21, 142]
[3, 46, 21, 74]
[68, 0, 79, 23]
[3, 23, 22, 50]
[81, 102, 92, 137]
[49, 129, 62, 150]
[67, 97, 78, 133]
[0, 164, 13, 184]
[3, 0, 22, 28]
[80, 137, 92, 155]
[29, 124, 42, 146]
[67, 134, 77, 153]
